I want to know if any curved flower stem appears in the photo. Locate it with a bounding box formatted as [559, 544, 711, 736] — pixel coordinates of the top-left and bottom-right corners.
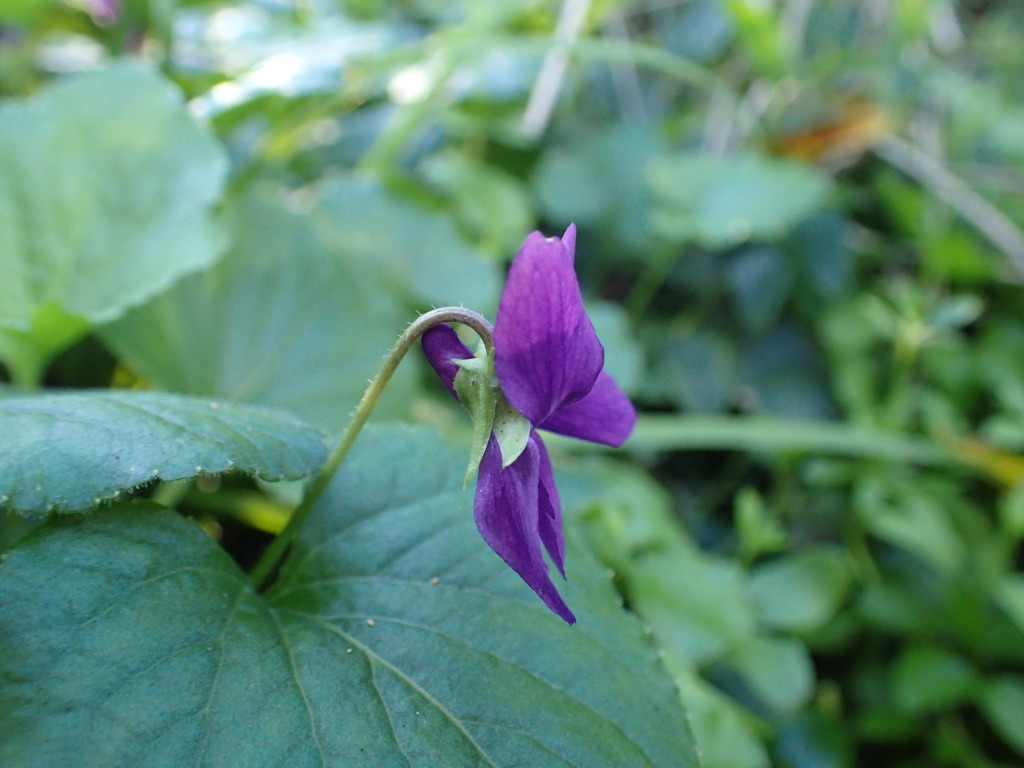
[249, 307, 494, 591]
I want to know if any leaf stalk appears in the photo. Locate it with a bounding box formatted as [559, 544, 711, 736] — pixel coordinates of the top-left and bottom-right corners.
[248, 307, 493, 590]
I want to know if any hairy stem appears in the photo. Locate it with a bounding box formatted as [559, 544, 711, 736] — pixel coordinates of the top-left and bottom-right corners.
[249, 307, 493, 590]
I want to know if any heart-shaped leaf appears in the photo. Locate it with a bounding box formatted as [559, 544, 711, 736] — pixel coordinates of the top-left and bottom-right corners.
[0, 390, 327, 514]
[0, 61, 227, 332]
[99, 185, 413, 432]
[0, 426, 698, 767]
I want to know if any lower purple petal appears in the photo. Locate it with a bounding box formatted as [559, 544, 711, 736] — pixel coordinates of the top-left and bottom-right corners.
[421, 324, 474, 401]
[533, 433, 566, 578]
[474, 433, 576, 624]
[539, 370, 637, 447]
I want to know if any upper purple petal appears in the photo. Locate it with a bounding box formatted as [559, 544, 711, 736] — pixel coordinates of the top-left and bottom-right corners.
[493, 224, 605, 426]
[421, 323, 473, 401]
[539, 370, 637, 447]
[474, 433, 576, 624]
[533, 433, 566, 578]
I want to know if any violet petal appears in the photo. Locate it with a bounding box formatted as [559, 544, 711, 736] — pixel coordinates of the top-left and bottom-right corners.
[474, 433, 576, 624]
[493, 224, 604, 425]
[533, 433, 566, 578]
[421, 323, 473, 401]
[539, 370, 638, 447]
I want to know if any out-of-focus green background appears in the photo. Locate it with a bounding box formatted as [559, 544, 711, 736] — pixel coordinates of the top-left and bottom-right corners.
[3, 1, 1024, 765]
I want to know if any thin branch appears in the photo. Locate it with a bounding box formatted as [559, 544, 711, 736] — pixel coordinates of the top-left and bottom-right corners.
[520, 0, 592, 138]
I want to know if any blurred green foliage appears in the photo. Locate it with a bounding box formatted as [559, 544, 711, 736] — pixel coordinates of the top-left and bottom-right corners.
[3, 0, 1024, 765]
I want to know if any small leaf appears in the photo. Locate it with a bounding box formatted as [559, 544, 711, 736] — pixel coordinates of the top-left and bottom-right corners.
[891, 645, 976, 713]
[728, 635, 815, 713]
[631, 549, 757, 664]
[979, 676, 1024, 756]
[748, 547, 853, 633]
[645, 331, 736, 413]
[667, 659, 770, 768]
[0, 427, 699, 767]
[0, 390, 328, 515]
[727, 247, 794, 333]
[0, 61, 227, 333]
[856, 479, 965, 572]
[992, 574, 1024, 634]
[649, 151, 829, 248]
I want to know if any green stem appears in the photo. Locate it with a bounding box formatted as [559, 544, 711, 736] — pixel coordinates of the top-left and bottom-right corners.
[248, 307, 494, 591]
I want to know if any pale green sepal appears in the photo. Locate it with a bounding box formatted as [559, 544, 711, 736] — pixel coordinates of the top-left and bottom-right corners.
[453, 357, 496, 488]
[493, 392, 532, 468]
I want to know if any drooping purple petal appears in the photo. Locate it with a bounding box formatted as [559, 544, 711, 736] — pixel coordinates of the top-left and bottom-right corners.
[421, 323, 473, 400]
[474, 434, 576, 624]
[539, 370, 637, 447]
[493, 224, 605, 426]
[533, 433, 566, 578]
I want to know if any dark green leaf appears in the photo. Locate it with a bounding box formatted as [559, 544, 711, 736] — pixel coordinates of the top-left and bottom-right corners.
[738, 327, 834, 419]
[0, 390, 327, 515]
[891, 645, 976, 713]
[979, 676, 1024, 756]
[727, 247, 794, 334]
[0, 427, 698, 767]
[645, 331, 736, 412]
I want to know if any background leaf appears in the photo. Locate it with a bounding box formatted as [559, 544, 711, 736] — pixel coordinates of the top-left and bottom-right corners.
[0, 427, 699, 767]
[312, 174, 501, 312]
[99, 185, 412, 432]
[649, 151, 829, 248]
[0, 390, 327, 514]
[748, 548, 853, 633]
[0, 61, 227, 332]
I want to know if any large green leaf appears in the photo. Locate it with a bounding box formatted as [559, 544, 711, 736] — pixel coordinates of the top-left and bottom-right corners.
[99, 186, 412, 433]
[0, 427, 698, 767]
[648, 151, 829, 248]
[312, 175, 501, 313]
[0, 61, 227, 332]
[0, 390, 328, 515]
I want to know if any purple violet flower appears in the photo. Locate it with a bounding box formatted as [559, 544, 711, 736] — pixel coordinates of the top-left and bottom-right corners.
[421, 225, 637, 624]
